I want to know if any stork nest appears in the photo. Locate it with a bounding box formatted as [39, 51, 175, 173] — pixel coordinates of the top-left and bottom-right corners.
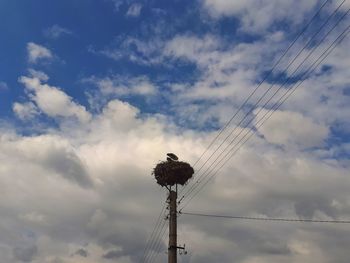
[153, 160, 194, 187]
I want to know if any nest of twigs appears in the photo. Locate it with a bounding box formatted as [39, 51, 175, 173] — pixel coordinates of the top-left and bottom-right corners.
[153, 160, 194, 187]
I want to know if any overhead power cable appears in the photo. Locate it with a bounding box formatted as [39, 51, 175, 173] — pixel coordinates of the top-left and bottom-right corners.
[179, 23, 350, 212]
[178, 0, 342, 202]
[142, 0, 343, 259]
[141, 211, 163, 262]
[180, 211, 350, 224]
[145, 218, 168, 263]
[189, 0, 332, 170]
[143, 1, 336, 257]
[188, 0, 334, 173]
[179, 12, 350, 212]
[141, 203, 167, 263]
[179, 0, 348, 202]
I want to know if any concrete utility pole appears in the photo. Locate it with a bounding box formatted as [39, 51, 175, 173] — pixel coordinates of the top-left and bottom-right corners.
[168, 189, 177, 263]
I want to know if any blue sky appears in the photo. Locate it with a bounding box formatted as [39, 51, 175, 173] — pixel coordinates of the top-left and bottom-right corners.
[0, 0, 319, 124]
[0, 0, 211, 117]
[1, 0, 350, 262]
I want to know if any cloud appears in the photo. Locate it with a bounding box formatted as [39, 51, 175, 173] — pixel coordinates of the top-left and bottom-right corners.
[73, 248, 88, 257]
[201, 0, 319, 32]
[164, 34, 220, 65]
[20, 212, 47, 224]
[0, 97, 206, 262]
[92, 36, 164, 65]
[18, 75, 91, 123]
[126, 3, 142, 17]
[13, 245, 38, 262]
[27, 42, 53, 64]
[92, 26, 350, 133]
[85, 75, 157, 96]
[2, 2, 350, 263]
[1, 134, 93, 187]
[1, 93, 350, 262]
[13, 102, 39, 120]
[161, 28, 350, 133]
[28, 69, 49, 81]
[110, 0, 123, 11]
[255, 109, 329, 149]
[103, 249, 123, 259]
[44, 25, 73, 39]
[161, 34, 277, 127]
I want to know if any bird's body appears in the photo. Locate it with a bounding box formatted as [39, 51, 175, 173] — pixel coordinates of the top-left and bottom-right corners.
[167, 153, 178, 161]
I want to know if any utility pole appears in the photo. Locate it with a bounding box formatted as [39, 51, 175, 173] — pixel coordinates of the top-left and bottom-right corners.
[168, 189, 177, 263]
[153, 153, 194, 263]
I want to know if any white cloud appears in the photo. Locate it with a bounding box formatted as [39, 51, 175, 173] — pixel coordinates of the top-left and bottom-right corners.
[13, 102, 39, 120]
[163, 34, 276, 124]
[126, 3, 142, 17]
[2, 2, 350, 262]
[94, 36, 164, 65]
[27, 42, 53, 64]
[201, 0, 318, 32]
[20, 212, 47, 224]
[1, 96, 350, 262]
[85, 75, 157, 97]
[255, 109, 329, 149]
[91, 30, 350, 133]
[1, 133, 93, 187]
[0, 98, 209, 261]
[164, 35, 220, 65]
[18, 75, 91, 123]
[162, 28, 350, 133]
[44, 25, 72, 39]
[28, 68, 49, 81]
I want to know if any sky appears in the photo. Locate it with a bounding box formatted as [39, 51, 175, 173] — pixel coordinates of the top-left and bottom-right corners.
[0, 0, 350, 262]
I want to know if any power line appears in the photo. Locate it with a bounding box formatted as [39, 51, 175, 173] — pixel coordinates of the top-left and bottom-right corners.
[180, 211, 350, 224]
[189, 0, 332, 170]
[178, 0, 343, 202]
[180, 0, 346, 201]
[180, 0, 349, 200]
[180, 13, 349, 209]
[179, 12, 350, 212]
[142, 0, 346, 260]
[179, 23, 350, 212]
[141, 203, 167, 263]
[143, 0, 336, 258]
[145, 218, 168, 263]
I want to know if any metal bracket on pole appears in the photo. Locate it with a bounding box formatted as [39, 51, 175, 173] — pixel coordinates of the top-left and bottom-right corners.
[177, 244, 188, 255]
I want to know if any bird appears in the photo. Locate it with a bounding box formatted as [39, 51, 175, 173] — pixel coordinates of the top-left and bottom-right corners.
[167, 153, 178, 161]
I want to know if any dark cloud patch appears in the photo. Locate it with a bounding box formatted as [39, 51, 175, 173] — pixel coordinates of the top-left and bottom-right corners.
[43, 147, 93, 188]
[258, 241, 291, 255]
[102, 249, 123, 259]
[13, 245, 38, 262]
[100, 228, 158, 262]
[73, 248, 88, 257]
[294, 197, 337, 219]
